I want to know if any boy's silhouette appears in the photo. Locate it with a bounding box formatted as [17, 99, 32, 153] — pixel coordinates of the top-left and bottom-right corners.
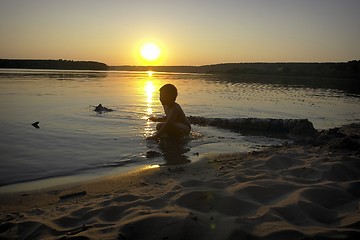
[147, 84, 191, 140]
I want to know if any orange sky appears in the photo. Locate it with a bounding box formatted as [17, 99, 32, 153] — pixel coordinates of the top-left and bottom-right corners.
[1, 0, 359, 66]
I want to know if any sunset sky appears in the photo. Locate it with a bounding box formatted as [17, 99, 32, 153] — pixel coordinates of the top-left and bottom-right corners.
[1, 0, 359, 66]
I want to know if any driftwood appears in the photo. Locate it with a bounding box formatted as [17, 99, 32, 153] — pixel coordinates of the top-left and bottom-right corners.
[188, 116, 317, 137]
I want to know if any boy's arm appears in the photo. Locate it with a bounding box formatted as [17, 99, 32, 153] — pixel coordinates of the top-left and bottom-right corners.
[151, 105, 179, 138]
[148, 116, 167, 122]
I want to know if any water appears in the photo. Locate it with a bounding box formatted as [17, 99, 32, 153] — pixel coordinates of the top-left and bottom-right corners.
[0, 69, 359, 188]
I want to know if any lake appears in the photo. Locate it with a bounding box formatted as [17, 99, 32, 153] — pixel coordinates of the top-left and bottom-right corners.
[0, 69, 359, 190]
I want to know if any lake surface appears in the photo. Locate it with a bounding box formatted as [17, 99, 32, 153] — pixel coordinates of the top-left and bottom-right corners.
[0, 69, 359, 189]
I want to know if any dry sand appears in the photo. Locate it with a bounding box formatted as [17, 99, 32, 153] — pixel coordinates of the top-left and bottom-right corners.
[1, 124, 360, 240]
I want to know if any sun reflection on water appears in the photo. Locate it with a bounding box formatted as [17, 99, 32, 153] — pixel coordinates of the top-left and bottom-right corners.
[143, 74, 157, 137]
[139, 164, 160, 171]
[145, 80, 155, 112]
[146, 71, 154, 77]
[144, 79, 156, 116]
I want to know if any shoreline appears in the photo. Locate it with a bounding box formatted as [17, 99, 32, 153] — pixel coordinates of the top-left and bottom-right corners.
[0, 115, 297, 193]
[0, 163, 159, 194]
[1, 123, 359, 239]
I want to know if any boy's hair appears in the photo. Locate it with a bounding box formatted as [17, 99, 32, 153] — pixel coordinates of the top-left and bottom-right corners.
[160, 84, 178, 100]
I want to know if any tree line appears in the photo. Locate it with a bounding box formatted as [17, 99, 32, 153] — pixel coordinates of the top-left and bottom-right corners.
[0, 59, 108, 70]
[111, 61, 359, 79]
[1, 59, 359, 79]
[201, 61, 360, 79]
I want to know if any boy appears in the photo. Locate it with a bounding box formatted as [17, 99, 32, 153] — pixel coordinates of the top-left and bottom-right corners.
[147, 84, 191, 140]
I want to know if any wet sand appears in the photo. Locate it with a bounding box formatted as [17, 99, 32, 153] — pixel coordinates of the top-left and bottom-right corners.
[1, 123, 359, 239]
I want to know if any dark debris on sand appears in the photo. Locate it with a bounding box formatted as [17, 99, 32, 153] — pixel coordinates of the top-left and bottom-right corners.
[311, 123, 360, 151]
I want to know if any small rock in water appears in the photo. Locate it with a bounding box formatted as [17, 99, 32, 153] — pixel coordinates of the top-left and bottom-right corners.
[31, 121, 40, 129]
[94, 104, 114, 113]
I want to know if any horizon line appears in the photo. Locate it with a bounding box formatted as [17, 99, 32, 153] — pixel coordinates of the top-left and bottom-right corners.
[1, 58, 359, 67]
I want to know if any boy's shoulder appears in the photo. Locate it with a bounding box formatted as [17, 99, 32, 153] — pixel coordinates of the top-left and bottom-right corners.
[166, 102, 181, 112]
[174, 102, 183, 109]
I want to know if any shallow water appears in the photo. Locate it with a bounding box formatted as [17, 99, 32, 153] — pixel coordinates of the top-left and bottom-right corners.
[0, 69, 359, 187]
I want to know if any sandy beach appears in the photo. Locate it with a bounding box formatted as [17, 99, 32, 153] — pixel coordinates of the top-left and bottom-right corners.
[1, 123, 360, 240]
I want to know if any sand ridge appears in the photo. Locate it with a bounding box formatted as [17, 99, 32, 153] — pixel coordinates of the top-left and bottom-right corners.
[0, 124, 360, 239]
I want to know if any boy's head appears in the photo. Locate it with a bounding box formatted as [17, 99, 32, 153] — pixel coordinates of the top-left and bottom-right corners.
[159, 84, 177, 105]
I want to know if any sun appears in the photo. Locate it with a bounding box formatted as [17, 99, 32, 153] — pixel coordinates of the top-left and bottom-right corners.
[140, 43, 161, 62]
[134, 40, 166, 65]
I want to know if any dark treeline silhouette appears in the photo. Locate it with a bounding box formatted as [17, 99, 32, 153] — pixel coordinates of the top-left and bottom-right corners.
[200, 61, 360, 79]
[0, 59, 108, 70]
[2, 59, 359, 79]
[111, 61, 360, 79]
[2, 59, 359, 82]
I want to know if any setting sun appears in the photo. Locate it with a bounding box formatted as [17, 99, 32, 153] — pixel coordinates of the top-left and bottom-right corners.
[140, 43, 161, 62]
[134, 40, 166, 66]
